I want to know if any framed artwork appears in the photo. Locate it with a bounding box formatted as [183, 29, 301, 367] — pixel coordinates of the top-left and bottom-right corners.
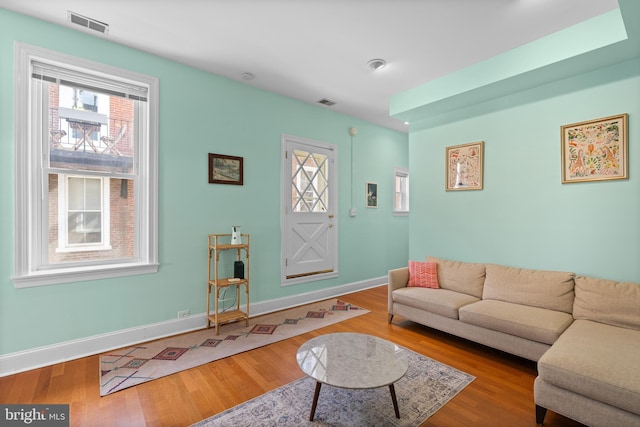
[366, 182, 378, 208]
[208, 153, 243, 185]
[446, 141, 484, 191]
[561, 113, 628, 183]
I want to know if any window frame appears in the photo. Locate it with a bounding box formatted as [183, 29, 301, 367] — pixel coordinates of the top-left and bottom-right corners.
[13, 42, 159, 288]
[393, 167, 410, 216]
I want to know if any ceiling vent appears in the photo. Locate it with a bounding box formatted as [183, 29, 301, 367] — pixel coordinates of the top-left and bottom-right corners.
[68, 11, 109, 35]
[317, 98, 336, 107]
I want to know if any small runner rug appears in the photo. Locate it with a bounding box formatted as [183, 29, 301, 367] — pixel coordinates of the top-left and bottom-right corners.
[100, 298, 368, 396]
[192, 346, 475, 427]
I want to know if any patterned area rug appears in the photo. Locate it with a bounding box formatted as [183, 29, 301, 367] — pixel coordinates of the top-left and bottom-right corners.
[192, 346, 475, 427]
[100, 299, 368, 396]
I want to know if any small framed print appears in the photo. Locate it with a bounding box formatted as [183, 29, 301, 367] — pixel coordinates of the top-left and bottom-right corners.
[446, 141, 484, 191]
[561, 114, 628, 183]
[366, 182, 378, 208]
[208, 153, 243, 185]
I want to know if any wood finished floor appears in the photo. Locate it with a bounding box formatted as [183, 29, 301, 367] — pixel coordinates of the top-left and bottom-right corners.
[0, 285, 586, 427]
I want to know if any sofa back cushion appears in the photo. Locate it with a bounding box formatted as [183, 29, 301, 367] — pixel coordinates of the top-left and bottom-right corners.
[573, 276, 640, 331]
[426, 256, 485, 298]
[483, 264, 575, 313]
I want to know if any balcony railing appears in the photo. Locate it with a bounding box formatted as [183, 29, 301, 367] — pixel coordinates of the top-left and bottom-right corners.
[49, 107, 133, 173]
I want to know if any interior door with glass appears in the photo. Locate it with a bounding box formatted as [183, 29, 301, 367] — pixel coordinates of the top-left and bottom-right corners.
[281, 134, 337, 284]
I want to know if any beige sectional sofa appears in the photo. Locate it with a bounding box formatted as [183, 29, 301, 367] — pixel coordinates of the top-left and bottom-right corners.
[387, 256, 640, 427]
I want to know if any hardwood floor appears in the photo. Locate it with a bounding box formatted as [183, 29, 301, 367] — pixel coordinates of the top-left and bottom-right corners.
[0, 285, 586, 427]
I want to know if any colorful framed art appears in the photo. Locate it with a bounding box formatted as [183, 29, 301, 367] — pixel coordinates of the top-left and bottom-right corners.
[561, 114, 628, 183]
[446, 141, 484, 191]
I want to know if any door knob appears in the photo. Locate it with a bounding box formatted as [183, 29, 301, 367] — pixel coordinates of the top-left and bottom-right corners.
[328, 214, 334, 218]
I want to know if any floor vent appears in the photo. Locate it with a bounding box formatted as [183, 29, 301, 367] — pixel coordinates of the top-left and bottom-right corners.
[317, 98, 336, 107]
[68, 11, 109, 35]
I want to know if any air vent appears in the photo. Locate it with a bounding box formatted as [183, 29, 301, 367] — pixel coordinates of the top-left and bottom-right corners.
[317, 98, 336, 107]
[68, 11, 109, 35]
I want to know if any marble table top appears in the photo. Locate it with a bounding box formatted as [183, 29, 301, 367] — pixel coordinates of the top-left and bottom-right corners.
[296, 332, 408, 389]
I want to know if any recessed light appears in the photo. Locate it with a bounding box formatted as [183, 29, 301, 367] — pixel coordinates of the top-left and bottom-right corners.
[367, 58, 386, 71]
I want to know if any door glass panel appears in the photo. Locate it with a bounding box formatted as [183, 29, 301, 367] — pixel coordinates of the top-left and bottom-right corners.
[291, 149, 328, 212]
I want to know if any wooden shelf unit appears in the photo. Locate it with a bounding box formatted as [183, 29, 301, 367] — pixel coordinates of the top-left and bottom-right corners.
[207, 233, 250, 334]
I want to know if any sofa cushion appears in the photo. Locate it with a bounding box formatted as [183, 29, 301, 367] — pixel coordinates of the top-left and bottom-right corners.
[538, 319, 640, 416]
[408, 260, 439, 288]
[459, 300, 573, 345]
[573, 276, 640, 331]
[392, 287, 480, 320]
[483, 264, 575, 313]
[426, 256, 485, 298]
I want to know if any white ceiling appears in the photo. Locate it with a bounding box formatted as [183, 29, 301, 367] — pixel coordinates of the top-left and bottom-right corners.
[0, 0, 620, 132]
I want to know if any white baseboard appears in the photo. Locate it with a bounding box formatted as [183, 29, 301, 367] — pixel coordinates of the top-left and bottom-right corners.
[0, 276, 385, 377]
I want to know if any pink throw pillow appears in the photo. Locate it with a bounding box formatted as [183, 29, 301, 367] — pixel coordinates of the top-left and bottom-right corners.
[408, 261, 439, 289]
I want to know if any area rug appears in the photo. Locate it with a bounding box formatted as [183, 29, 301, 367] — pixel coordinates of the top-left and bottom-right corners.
[192, 347, 475, 427]
[100, 298, 368, 396]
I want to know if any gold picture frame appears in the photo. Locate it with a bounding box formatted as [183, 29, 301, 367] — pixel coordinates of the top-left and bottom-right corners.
[446, 141, 484, 191]
[561, 113, 628, 183]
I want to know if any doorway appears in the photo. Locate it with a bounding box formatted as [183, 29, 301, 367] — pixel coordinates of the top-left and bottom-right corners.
[281, 134, 337, 285]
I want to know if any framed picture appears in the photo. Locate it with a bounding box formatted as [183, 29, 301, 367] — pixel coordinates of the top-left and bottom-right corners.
[446, 141, 484, 191]
[208, 153, 243, 185]
[366, 182, 378, 208]
[561, 114, 628, 183]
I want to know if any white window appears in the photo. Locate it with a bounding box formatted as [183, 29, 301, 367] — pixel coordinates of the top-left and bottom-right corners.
[13, 43, 159, 288]
[393, 167, 409, 215]
[57, 175, 111, 252]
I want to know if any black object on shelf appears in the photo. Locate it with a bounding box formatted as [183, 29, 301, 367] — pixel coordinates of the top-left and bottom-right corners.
[234, 261, 245, 279]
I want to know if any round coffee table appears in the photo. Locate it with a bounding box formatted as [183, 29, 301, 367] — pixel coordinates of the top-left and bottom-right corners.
[296, 332, 408, 421]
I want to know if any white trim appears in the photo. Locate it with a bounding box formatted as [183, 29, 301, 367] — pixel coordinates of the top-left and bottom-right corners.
[0, 276, 385, 377]
[13, 262, 159, 288]
[256, 275, 383, 314]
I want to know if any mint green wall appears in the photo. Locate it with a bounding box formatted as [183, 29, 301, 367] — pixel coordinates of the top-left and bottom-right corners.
[408, 58, 640, 282]
[0, 9, 408, 355]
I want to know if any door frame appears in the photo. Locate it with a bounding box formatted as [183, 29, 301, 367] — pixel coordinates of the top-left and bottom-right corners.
[280, 133, 338, 286]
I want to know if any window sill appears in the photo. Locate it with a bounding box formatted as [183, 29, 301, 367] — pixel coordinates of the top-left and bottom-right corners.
[393, 211, 409, 217]
[13, 262, 159, 288]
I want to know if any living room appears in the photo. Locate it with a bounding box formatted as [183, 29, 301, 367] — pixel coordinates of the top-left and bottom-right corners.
[1, 1, 639, 426]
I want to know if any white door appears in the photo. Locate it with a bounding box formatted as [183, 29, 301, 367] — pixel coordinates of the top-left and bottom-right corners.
[281, 134, 337, 285]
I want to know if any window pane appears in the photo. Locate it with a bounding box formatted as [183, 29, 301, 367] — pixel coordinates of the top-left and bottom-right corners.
[291, 149, 328, 212]
[47, 77, 136, 261]
[68, 177, 84, 210]
[85, 178, 101, 209]
[68, 212, 102, 244]
[49, 82, 135, 175]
